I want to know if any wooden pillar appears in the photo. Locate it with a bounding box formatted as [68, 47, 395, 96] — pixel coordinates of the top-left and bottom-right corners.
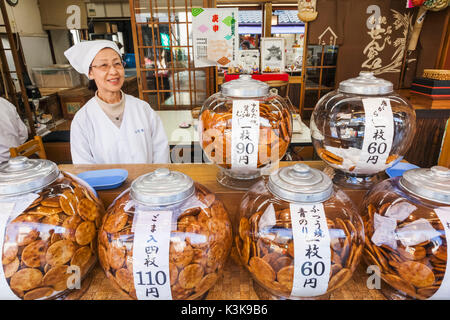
[263, 2, 272, 37]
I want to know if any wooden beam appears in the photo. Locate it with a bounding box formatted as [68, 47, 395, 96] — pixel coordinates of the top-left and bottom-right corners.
[263, 2, 272, 37]
[438, 118, 450, 168]
[299, 22, 308, 116]
[436, 9, 450, 69]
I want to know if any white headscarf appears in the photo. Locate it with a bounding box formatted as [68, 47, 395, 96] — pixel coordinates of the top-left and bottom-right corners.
[64, 40, 121, 78]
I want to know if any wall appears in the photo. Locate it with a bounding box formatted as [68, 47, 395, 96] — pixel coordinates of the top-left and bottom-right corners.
[86, 1, 130, 18]
[0, 0, 53, 88]
[49, 29, 71, 64]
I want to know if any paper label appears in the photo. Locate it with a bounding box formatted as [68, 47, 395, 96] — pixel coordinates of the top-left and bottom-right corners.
[289, 203, 331, 297]
[429, 207, 450, 300]
[0, 193, 39, 300]
[258, 203, 276, 231]
[396, 218, 441, 247]
[133, 207, 173, 300]
[231, 100, 260, 171]
[356, 98, 394, 174]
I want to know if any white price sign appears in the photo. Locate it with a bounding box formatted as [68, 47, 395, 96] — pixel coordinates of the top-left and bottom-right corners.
[289, 203, 331, 297]
[133, 208, 173, 300]
[429, 207, 450, 300]
[231, 100, 260, 171]
[356, 98, 394, 174]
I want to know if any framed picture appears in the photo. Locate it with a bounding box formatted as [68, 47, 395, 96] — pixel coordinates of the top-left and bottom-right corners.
[261, 37, 285, 72]
[237, 49, 260, 73]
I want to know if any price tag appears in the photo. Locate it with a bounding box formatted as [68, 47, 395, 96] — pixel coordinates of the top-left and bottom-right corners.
[231, 100, 260, 171]
[356, 98, 394, 174]
[133, 207, 173, 300]
[289, 203, 331, 297]
[429, 207, 450, 300]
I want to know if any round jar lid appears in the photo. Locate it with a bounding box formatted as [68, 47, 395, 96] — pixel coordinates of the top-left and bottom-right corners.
[400, 166, 450, 205]
[130, 168, 195, 206]
[339, 72, 393, 95]
[268, 163, 333, 203]
[221, 74, 269, 98]
[0, 156, 60, 196]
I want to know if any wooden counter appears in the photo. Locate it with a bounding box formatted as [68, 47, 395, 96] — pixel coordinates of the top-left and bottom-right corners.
[59, 161, 385, 300]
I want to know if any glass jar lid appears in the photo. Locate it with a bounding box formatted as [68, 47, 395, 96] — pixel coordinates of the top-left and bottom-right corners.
[400, 166, 450, 205]
[268, 163, 333, 203]
[130, 168, 195, 206]
[0, 156, 60, 196]
[221, 74, 269, 98]
[339, 71, 393, 95]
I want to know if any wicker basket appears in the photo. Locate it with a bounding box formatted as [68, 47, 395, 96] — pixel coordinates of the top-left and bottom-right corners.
[423, 69, 450, 81]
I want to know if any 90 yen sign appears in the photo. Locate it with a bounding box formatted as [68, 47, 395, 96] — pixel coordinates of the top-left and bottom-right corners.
[236, 142, 255, 155]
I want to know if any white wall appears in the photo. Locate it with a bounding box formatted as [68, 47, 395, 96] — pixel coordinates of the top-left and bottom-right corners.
[0, 0, 46, 36]
[0, 0, 53, 88]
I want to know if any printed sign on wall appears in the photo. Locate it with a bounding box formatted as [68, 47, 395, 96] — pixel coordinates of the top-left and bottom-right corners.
[192, 8, 239, 68]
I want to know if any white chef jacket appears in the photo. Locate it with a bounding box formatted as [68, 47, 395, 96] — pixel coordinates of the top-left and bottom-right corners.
[0, 98, 28, 163]
[70, 94, 170, 164]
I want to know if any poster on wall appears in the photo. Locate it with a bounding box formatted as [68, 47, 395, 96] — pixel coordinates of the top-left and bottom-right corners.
[261, 37, 285, 72]
[192, 8, 239, 68]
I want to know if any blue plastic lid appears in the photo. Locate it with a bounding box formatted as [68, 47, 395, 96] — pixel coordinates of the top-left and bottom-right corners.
[77, 169, 128, 190]
[385, 162, 420, 178]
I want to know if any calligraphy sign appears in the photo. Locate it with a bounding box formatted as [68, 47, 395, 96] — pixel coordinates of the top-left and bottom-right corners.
[356, 98, 394, 174]
[290, 203, 331, 297]
[231, 100, 260, 171]
[133, 208, 173, 300]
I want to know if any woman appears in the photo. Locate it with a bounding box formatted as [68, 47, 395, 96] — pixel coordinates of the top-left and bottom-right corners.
[64, 40, 169, 164]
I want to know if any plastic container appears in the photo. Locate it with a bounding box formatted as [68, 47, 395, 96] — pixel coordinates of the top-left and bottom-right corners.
[362, 165, 450, 300]
[0, 156, 104, 300]
[199, 75, 293, 190]
[32, 65, 81, 88]
[310, 72, 416, 189]
[236, 163, 364, 299]
[98, 168, 232, 300]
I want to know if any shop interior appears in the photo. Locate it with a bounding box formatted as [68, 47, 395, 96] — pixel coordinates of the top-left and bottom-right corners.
[2, 1, 447, 169]
[0, 0, 449, 302]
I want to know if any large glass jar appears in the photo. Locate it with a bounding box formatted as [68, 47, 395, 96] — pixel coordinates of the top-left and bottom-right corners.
[237, 163, 364, 299]
[98, 168, 232, 300]
[0, 157, 104, 300]
[310, 72, 416, 189]
[199, 75, 293, 190]
[362, 166, 450, 300]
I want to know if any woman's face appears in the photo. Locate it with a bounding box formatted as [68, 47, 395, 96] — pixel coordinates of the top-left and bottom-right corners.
[89, 48, 124, 93]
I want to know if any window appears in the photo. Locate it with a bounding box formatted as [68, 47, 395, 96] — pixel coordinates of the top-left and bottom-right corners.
[303, 45, 338, 116]
[130, 0, 214, 110]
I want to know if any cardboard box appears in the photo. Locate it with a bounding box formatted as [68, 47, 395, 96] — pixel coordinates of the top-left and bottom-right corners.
[58, 87, 94, 120]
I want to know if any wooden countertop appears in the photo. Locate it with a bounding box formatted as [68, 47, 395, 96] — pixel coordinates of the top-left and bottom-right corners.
[59, 161, 385, 300]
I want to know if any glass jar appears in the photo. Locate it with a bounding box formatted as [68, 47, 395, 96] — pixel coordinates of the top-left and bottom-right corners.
[199, 75, 293, 190]
[310, 72, 416, 189]
[98, 168, 232, 300]
[0, 156, 103, 300]
[362, 166, 450, 300]
[237, 163, 364, 299]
